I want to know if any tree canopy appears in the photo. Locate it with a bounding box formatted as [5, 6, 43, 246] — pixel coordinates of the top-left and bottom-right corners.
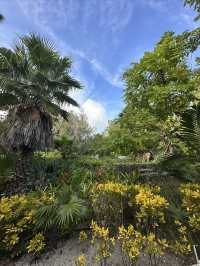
[104, 29, 200, 156]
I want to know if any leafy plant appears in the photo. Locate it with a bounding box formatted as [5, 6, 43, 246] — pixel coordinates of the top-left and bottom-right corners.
[36, 185, 87, 232]
[0, 33, 81, 181]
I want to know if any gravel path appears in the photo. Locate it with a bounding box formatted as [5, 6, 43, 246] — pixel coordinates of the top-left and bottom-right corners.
[0, 236, 193, 266]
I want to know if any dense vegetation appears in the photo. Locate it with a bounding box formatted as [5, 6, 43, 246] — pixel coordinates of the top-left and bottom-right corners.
[0, 1, 200, 265]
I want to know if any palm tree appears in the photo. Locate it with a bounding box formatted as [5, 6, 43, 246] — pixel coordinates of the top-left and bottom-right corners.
[0, 34, 81, 181]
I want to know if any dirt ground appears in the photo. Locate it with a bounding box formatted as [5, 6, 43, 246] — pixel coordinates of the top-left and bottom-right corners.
[0, 235, 194, 266]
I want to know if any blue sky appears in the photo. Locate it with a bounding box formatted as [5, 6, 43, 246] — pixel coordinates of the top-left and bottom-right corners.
[0, 0, 198, 132]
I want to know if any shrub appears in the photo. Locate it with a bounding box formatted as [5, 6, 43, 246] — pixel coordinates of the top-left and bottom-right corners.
[90, 220, 115, 265]
[0, 185, 87, 257]
[0, 192, 52, 257]
[90, 181, 135, 226]
[180, 183, 200, 231]
[118, 224, 143, 265]
[26, 233, 46, 254]
[36, 185, 87, 232]
[133, 185, 169, 234]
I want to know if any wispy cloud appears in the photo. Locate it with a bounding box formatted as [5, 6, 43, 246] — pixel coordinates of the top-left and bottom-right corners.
[16, 0, 134, 33]
[140, 0, 197, 30]
[16, 0, 124, 89]
[98, 0, 135, 32]
[89, 58, 123, 88]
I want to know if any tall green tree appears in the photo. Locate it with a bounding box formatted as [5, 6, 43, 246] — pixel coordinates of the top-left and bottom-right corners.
[108, 29, 200, 156]
[0, 34, 81, 178]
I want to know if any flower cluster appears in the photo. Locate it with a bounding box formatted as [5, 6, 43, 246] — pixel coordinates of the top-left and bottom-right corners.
[90, 220, 115, 263]
[0, 192, 54, 256]
[90, 182, 134, 225]
[79, 231, 88, 242]
[75, 253, 87, 266]
[180, 183, 200, 231]
[118, 224, 143, 263]
[134, 185, 169, 226]
[144, 233, 168, 257]
[26, 233, 45, 254]
[94, 181, 130, 194]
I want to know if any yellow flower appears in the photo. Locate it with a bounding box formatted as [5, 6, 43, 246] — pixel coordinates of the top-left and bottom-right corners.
[79, 231, 87, 242]
[144, 233, 168, 256]
[133, 185, 168, 225]
[90, 221, 115, 261]
[26, 233, 45, 254]
[118, 225, 143, 262]
[75, 253, 86, 266]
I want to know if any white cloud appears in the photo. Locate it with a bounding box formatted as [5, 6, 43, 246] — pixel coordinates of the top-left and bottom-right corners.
[99, 0, 134, 32]
[82, 99, 108, 132]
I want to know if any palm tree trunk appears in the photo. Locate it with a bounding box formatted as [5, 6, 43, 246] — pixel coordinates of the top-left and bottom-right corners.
[5, 151, 35, 195]
[15, 151, 33, 180]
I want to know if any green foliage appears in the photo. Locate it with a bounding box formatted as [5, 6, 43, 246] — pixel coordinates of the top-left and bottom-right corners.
[160, 105, 200, 182]
[54, 112, 93, 156]
[10, 151, 70, 190]
[103, 29, 200, 156]
[0, 34, 81, 117]
[184, 0, 200, 20]
[181, 105, 200, 159]
[36, 185, 87, 232]
[0, 153, 15, 194]
[0, 191, 52, 257]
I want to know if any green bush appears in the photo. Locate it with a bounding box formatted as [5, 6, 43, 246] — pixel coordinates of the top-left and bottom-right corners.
[0, 185, 87, 258]
[36, 185, 87, 232]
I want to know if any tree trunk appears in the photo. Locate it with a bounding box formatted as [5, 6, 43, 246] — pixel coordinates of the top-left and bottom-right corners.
[0, 104, 53, 194]
[1, 104, 53, 154]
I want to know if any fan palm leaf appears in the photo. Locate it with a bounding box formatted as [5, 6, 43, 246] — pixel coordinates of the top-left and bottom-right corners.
[36, 185, 87, 231]
[181, 105, 200, 158]
[0, 33, 81, 154]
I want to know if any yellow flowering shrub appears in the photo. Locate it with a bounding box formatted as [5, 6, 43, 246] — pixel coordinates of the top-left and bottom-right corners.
[132, 185, 169, 232]
[169, 220, 192, 255]
[180, 183, 200, 231]
[118, 224, 143, 265]
[26, 233, 45, 254]
[75, 253, 87, 266]
[144, 233, 168, 256]
[0, 191, 54, 257]
[90, 181, 135, 225]
[90, 220, 115, 264]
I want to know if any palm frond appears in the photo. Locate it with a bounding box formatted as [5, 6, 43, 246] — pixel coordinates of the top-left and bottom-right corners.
[21, 34, 58, 71]
[56, 196, 85, 228]
[35, 185, 87, 231]
[181, 106, 200, 155]
[36, 204, 57, 230]
[0, 34, 81, 119]
[43, 99, 69, 120]
[53, 91, 79, 107]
